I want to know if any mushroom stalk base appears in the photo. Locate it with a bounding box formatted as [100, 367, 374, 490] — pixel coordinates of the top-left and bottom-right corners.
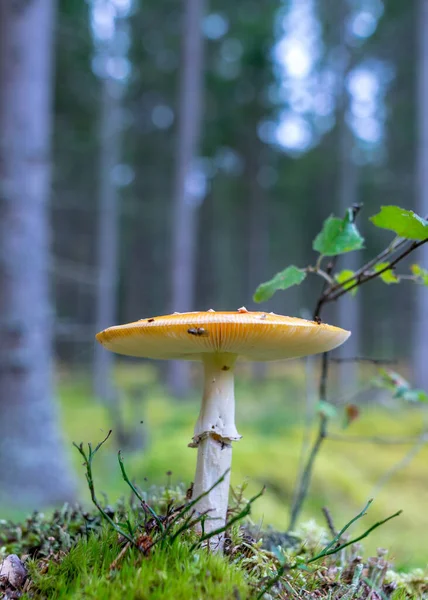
[192, 435, 232, 549]
[190, 354, 240, 551]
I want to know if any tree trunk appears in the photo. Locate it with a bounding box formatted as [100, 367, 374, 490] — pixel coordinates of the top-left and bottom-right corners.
[415, 0, 428, 390]
[246, 144, 269, 380]
[0, 0, 75, 507]
[337, 118, 360, 394]
[93, 76, 122, 402]
[168, 0, 205, 397]
[246, 154, 269, 311]
[336, 4, 360, 395]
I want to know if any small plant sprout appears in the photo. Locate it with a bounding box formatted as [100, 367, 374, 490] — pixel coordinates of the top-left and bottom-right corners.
[96, 309, 350, 550]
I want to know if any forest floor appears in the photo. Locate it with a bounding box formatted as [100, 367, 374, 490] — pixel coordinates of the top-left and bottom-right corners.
[1, 361, 428, 598]
[1, 485, 428, 599]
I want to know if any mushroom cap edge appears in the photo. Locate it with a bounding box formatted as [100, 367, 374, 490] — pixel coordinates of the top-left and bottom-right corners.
[96, 310, 350, 362]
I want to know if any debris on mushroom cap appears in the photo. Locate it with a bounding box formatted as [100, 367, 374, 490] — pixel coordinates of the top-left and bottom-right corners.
[96, 310, 350, 362]
[237, 306, 248, 313]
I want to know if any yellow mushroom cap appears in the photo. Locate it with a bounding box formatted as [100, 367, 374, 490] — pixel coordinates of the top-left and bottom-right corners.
[96, 310, 350, 362]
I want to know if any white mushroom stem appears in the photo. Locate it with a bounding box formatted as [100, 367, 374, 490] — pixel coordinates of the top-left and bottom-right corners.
[190, 353, 241, 550]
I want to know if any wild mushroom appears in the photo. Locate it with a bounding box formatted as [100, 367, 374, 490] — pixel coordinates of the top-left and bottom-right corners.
[96, 309, 350, 549]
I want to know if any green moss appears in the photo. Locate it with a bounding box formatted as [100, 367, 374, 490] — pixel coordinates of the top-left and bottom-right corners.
[1, 497, 427, 599]
[24, 528, 251, 600]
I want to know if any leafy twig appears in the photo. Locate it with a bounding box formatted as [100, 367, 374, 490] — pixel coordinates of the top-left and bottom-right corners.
[308, 505, 402, 563]
[190, 486, 265, 551]
[326, 235, 406, 296]
[118, 451, 164, 533]
[288, 211, 427, 530]
[329, 238, 428, 301]
[306, 265, 334, 285]
[259, 501, 401, 599]
[73, 431, 136, 546]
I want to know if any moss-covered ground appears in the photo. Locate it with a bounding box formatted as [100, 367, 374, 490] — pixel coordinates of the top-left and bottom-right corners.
[23, 529, 251, 600]
[1, 494, 428, 599]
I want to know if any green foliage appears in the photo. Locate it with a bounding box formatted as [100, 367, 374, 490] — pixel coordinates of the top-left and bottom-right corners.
[316, 400, 337, 419]
[374, 262, 399, 284]
[313, 209, 364, 256]
[335, 269, 358, 295]
[253, 266, 306, 302]
[253, 204, 427, 310]
[370, 206, 428, 240]
[411, 263, 428, 285]
[373, 369, 428, 403]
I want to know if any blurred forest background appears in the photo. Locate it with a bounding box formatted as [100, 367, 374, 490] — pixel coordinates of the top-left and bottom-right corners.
[1, 0, 428, 568]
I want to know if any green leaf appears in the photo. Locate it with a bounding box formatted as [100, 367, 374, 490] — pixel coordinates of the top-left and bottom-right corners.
[317, 400, 337, 419]
[334, 270, 358, 296]
[373, 368, 408, 393]
[411, 264, 428, 285]
[253, 266, 307, 303]
[372, 369, 427, 403]
[370, 206, 428, 240]
[313, 210, 364, 256]
[400, 389, 428, 403]
[373, 262, 399, 284]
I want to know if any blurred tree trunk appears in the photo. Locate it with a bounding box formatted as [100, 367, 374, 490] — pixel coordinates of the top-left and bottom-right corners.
[246, 152, 269, 310]
[336, 2, 360, 395]
[415, 0, 428, 390]
[93, 76, 122, 402]
[246, 142, 269, 380]
[337, 117, 360, 393]
[0, 0, 75, 506]
[168, 0, 205, 397]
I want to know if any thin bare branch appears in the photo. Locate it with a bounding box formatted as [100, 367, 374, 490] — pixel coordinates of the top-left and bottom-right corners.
[371, 434, 428, 495]
[288, 414, 327, 531]
[330, 356, 397, 365]
[327, 433, 428, 445]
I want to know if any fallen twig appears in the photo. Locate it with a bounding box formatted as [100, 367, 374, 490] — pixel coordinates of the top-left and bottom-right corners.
[109, 541, 131, 571]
